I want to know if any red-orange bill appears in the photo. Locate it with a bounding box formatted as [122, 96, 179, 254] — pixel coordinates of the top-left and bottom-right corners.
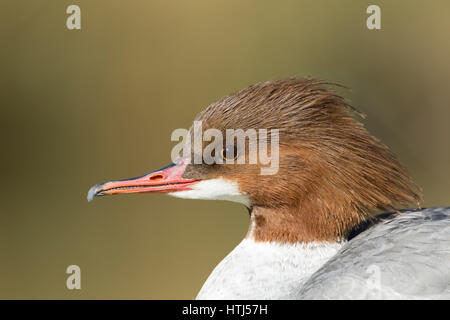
[87, 159, 198, 202]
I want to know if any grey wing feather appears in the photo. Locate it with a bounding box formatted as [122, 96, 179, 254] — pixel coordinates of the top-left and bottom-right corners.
[297, 207, 450, 299]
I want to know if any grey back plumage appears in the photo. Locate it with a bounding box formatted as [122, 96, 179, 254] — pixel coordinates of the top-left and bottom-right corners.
[297, 207, 450, 299]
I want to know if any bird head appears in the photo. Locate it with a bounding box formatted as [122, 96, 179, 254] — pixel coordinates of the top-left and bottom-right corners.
[88, 79, 422, 242]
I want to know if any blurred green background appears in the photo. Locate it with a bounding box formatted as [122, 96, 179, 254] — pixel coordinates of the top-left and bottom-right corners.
[1, 0, 449, 299]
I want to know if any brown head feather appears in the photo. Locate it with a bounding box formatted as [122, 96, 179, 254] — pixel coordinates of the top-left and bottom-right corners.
[183, 78, 423, 242]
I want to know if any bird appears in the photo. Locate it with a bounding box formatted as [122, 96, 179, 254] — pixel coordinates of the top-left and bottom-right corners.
[88, 78, 450, 299]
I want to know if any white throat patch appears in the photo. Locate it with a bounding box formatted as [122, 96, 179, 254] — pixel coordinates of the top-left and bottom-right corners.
[169, 178, 251, 207]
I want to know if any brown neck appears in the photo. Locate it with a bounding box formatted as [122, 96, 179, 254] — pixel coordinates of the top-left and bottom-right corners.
[246, 203, 366, 243]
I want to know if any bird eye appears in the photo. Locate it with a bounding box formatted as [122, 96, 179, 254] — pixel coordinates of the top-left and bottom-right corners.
[221, 145, 239, 161]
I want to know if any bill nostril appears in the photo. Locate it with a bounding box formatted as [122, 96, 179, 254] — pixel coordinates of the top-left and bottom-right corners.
[149, 174, 164, 181]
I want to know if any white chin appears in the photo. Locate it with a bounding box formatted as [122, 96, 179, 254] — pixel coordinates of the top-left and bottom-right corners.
[168, 178, 251, 207]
